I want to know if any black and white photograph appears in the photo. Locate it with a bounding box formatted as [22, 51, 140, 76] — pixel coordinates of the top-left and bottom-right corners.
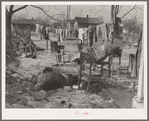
[2, 1, 147, 120]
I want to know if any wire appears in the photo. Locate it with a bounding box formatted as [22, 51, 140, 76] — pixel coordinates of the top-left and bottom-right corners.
[25, 7, 32, 18]
[120, 5, 137, 19]
[94, 5, 106, 15]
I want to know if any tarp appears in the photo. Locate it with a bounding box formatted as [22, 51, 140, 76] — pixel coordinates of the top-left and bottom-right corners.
[71, 42, 113, 64]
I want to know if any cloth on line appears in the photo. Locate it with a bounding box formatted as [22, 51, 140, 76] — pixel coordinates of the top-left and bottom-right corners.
[78, 28, 84, 41]
[101, 23, 108, 43]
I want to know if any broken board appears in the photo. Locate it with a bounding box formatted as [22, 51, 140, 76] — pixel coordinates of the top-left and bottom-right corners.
[102, 83, 132, 108]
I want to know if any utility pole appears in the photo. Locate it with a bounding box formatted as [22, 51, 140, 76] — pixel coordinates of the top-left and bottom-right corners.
[109, 5, 115, 78]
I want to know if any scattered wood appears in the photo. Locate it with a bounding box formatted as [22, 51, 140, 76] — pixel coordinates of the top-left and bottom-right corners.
[102, 83, 132, 108]
[6, 66, 30, 81]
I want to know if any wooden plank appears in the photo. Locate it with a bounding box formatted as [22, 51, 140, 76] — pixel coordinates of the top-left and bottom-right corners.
[81, 76, 100, 82]
[102, 84, 132, 108]
[82, 69, 100, 76]
[81, 77, 89, 82]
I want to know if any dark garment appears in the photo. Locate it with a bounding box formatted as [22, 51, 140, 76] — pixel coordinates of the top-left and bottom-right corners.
[45, 33, 49, 39]
[95, 27, 98, 42]
[89, 31, 93, 47]
[75, 29, 78, 38]
[41, 26, 46, 39]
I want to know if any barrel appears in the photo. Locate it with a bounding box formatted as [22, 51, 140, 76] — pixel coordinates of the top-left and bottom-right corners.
[51, 41, 58, 53]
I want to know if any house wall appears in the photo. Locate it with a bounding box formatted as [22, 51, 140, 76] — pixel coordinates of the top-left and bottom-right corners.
[13, 24, 31, 37]
[67, 22, 70, 30]
[70, 23, 73, 31]
[30, 25, 36, 32]
[67, 22, 74, 31]
[74, 21, 99, 30]
[78, 23, 89, 28]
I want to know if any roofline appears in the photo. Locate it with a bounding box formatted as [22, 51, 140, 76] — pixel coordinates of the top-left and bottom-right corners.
[73, 17, 101, 24]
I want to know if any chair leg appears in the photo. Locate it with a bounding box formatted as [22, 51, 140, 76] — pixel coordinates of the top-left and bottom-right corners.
[78, 52, 82, 89]
[108, 63, 111, 77]
[101, 64, 103, 76]
[86, 82, 90, 94]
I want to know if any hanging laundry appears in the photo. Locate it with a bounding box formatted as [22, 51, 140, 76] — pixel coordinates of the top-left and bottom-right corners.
[88, 26, 94, 47]
[36, 24, 40, 34]
[55, 29, 57, 35]
[96, 25, 100, 42]
[59, 29, 63, 43]
[83, 28, 88, 41]
[101, 23, 108, 43]
[65, 29, 68, 39]
[46, 27, 50, 34]
[78, 28, 84, 42]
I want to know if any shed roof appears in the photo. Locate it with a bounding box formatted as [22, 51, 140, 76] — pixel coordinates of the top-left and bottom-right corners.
[68, 19, 74, 24]
[74, 17, 101, 24]
[12, 19, 42, 25]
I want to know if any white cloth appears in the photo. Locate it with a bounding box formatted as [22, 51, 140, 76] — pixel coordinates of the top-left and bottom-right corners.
[83, 28, 88, 40]
[78, 28, 84, 41]
[59, 29, 63, 43]
[46, 27, 50, 34]
[65, 29, 68, 38]
[36, 24, 39, 34]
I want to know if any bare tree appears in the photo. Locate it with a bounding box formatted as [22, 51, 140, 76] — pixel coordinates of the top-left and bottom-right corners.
[6, 5, 28, 60]
[6, 5, 64, 62]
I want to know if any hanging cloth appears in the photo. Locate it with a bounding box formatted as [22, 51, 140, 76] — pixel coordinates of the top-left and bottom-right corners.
[59, 29, 63, 43]
[83, 28, 88, 40]
[101, 23, 108, 43]
[78, 28, 84, 41]
[96, 25, 100, 41]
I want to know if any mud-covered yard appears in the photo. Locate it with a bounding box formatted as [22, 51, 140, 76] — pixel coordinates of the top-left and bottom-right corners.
[6, 33, 138, 108]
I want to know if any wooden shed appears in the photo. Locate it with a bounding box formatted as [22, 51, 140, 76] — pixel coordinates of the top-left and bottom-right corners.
[12, 18, 42, 37]
[73, 15, 102, 30]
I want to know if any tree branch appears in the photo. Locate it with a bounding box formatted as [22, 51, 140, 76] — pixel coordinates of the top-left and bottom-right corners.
[94, 5, 106, 15]
[12, 5, 28, 14]
[9, 5, 14, 14]
[120, 5, 137, 19]
[31, 5, 62, 22]
[51, 13, 66, 17]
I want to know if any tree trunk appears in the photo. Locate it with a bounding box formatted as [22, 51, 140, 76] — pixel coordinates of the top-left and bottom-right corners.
[6, 14, 12, 44]
[6, 13, 14, 52]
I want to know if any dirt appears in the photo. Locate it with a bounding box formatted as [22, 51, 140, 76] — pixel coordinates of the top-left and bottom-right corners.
[5, 33, 137, 108]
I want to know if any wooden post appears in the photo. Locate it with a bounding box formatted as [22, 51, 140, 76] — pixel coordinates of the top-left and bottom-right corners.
[137, 30, 144, 101]
[46, 39, 48, 50]
[28, 25, 31, 39]
[86, 54, 92, 93]
[78, 52, 82, 89]
[110, 5, 115, 78]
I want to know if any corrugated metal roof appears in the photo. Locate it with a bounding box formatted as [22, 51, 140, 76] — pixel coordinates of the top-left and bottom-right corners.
[12, 19, 42, 25]
[74, 17, 101, 24]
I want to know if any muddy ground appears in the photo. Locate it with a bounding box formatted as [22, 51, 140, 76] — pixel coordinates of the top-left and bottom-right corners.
[6, 33, 138, 108]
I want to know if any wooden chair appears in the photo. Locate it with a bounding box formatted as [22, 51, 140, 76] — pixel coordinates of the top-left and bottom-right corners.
[55, 45, 72, 65]
[78, 51, 101, 93]
[95, 55, 111, 77]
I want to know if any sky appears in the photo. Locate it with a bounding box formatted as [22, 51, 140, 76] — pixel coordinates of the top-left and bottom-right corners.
[7, 4, 144, 23]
